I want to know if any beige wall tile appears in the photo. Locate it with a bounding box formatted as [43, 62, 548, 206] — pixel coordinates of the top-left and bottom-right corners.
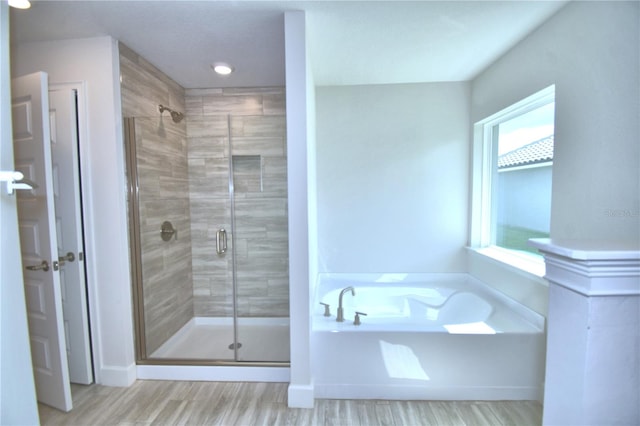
[187, 88, 289, 318]
[120, 43, 193, 355]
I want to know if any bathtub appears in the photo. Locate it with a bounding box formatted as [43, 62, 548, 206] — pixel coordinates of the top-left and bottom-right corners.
[312, 273, 545, 401]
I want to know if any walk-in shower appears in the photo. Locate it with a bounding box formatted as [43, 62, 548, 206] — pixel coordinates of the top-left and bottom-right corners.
[119, 41, 289, 368]
[123, 98, 289, 366]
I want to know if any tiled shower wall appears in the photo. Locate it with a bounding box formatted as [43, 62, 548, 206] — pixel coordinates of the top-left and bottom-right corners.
[186, 88, 289, 317]
[119, 43, 194, 354]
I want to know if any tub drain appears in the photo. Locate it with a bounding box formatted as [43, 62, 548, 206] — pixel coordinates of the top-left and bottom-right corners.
[228, 342, 242, 350]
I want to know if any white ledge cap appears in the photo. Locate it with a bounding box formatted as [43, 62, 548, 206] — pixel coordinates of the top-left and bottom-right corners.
[528, 238, 640, 261]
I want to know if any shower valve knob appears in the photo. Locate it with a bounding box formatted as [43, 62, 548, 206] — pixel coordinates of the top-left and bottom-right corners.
[160, 221, 177, 241]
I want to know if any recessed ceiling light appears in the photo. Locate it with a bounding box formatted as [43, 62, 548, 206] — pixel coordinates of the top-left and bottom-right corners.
[212, 63, 234, 76]
[9, 0, 31, 9]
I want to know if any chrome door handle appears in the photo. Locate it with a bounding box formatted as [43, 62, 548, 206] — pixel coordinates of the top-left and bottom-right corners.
[216, 228, 227, 254]
[58, 252, 75, 266]
[26, 260, 50, 272]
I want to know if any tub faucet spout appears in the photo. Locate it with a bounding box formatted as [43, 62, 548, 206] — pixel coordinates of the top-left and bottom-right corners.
[336, 286, 355, 322]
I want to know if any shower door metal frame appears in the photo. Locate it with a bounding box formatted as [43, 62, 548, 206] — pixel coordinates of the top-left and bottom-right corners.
[124, 117, 148, 361]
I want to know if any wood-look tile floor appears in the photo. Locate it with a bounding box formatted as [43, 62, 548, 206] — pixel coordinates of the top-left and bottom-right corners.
[38, 381, 542, 426]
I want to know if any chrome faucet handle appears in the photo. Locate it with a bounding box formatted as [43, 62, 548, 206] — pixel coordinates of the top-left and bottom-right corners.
[354, 311, 367, 326]
[319, 302, 331, 317]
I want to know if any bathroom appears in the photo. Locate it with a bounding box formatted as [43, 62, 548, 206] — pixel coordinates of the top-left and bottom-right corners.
[3, 0, 639, 423]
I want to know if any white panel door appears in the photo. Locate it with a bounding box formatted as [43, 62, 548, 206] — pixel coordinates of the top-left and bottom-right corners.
[49, 87, 93, 385]
[12, 72, 72, 412]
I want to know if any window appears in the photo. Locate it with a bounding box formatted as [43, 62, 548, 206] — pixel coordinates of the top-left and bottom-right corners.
[471, 86, 555, 274]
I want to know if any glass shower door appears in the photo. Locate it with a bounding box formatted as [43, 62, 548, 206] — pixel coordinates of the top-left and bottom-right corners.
[124, 115, 200, 360]
[126, 97, 290, 363]
[187, 114, 235, 361]
[229, 114, 290, 362]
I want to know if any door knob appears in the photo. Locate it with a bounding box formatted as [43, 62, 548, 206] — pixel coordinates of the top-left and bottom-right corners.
[58, 252, 75, 266]
[26, 260, 50, 272]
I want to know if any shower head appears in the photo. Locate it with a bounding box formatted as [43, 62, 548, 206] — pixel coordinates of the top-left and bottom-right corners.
[170, 110, 184, 123]
[158, 104, 184, 123]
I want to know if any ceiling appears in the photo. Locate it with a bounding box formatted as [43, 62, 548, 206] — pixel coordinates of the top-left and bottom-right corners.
[10, 1, 568, 89]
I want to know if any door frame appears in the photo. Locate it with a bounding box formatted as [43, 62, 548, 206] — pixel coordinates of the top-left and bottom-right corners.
[50, 81, 101, 383]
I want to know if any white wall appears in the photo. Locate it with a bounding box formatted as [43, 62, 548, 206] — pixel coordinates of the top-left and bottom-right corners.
[0, 2, 40, 423]
[11, 37, 136, 386]
[472, 1, 640, 243]
[470, 1, 640, 413]
[316, 82, 470, 273]
[468, 0, 639, 319]
[285, 11, 314, 408]
[306, 41, 318, 312]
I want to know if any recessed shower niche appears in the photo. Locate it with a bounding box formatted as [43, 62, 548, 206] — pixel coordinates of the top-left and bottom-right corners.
[233, 155, 263, 193]
[120, 43, 289, 365]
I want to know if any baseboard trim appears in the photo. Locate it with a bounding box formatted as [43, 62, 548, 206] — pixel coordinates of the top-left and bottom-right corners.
[288, 381, 315, 408]
[99, 363, 137, 387]
[136, 365, 290, 382]
[314, 384, 540, 401]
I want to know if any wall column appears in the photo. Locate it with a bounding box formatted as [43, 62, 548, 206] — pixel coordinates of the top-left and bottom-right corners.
[530, 239, 640, 426]
[285, 10, 313, 408]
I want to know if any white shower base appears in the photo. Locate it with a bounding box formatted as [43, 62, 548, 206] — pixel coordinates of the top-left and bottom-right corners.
[150, 317, 290, 361]
[138, 317, 290, 382]
[149, 317, 289, 362]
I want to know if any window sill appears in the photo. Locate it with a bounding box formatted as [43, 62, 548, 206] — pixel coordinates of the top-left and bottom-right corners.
[467, 246, 547, 280]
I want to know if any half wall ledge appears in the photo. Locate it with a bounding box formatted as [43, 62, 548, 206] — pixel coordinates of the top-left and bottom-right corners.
[528, 238, 640, 426]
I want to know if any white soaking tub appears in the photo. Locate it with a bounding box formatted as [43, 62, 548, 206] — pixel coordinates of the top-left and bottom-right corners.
[311, 273, 545, 401]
